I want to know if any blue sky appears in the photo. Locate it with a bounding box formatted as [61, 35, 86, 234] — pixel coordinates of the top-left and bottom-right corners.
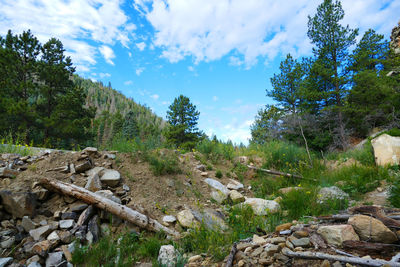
[1, 0, 399, 144]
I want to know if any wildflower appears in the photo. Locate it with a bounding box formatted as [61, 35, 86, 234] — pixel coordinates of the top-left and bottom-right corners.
[306, 191, 311, 194]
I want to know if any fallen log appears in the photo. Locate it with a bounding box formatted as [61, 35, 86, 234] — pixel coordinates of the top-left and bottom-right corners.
[246, 165, 316, 181]
[282, 247, 400, 267]
[318, 214, 400, 221]
[225, 243, 237, 267]
[39, 177, 180, 238]
[351, 205, 400, 229]
[343, 240, 399, 254]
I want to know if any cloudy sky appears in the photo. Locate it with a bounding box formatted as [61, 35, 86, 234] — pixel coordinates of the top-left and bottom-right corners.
[1, 0, 399, 144]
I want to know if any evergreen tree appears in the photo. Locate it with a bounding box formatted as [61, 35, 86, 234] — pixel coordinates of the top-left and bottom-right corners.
[164, 95, 201, 149]
[122, 111, 139, 140]
[307, 0, 358, 148]
[250, 105, 282, 144]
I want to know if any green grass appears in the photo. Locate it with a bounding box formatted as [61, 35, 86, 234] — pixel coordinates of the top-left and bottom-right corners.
[145, 150, 182, 176]
[0, 133, 35, 156]
[196, 139, 236, 163]
[215, 169, 223, 179]
[72, 232, 170, 267]
[325, 141, 375, 166]
[179, 206, 282, 261]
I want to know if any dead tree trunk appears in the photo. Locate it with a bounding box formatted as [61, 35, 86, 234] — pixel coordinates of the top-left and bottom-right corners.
[39, 177, 180, 238]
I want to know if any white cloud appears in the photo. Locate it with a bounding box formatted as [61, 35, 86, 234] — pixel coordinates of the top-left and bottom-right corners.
[134, 0, 399, 66]
[128, 52, 132, 57]
[124, 80, 133, 85]
[136, 42, 146, 51]
[99, 45, 115, 65]
[212, 96, 218, 102]
[99, 72, 111, 78]
[0, 0, 134, 71]
[150, 94, 159, 100]
[188, 66, 195, 72]
[136, 67, 145, 76]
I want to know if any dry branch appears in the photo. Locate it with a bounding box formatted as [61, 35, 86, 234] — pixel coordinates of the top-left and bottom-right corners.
[225, 243, 237, 267]
[246, 165, 309, 180]
[282, 247, 400, 267]
[343, 240, 399, 254]
[39, 177, 180, 238]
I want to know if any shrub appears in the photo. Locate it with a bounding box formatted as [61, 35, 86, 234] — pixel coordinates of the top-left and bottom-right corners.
[326, 141, 375, 166]
[146, 151, 182, 176]
[215, 170, 223, 179]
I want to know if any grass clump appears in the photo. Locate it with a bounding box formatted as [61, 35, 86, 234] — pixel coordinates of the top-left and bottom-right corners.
[215, 169, 223, 179]
[145, 150, 182, 176]
[196, 139, 236, 163]
[0, 133, 34, 156]
[71, 232, 168, 267]
[326, 141, 375, 166]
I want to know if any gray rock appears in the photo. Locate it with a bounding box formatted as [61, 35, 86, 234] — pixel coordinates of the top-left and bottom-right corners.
[94, 190, 121, 204]
[162, 215, 176, 224]
[0, 167, 19, 178]
[191, 208, 227, 231]
[76, 206, 95, 226]
[122, 184, 130, 191]
[82, 147, 98, 154]
[70, 203, 88, 213]
[85, 167, 105, 177]
[226, 179, 244, 190]
[29, 225, 53, 241]
[26, 255, 41, 265]
[27, 262, 41, 267]
[1, 236, 15, 249]
[196, 165, 206, 171]
[59, 220, 74, 229]
[0, 191, 37, 218]
[85, 173, 102, 192]
[239, 198, 280, 215]
[46, 231, 60, 242]
[318, 186, 349, 203]
[0, 257, 13, 267]
[104, 153, 116, 160]
[210, 190, 227, 203]
[75, 160, 92, 174]
[157, 245, 176, 267]
[100, 170, 121, 187]
[87, 215, 100, 243]
[61, 212, 77, 220]
[22, 216, 38, 232]
[45, 252, 63, 267]
[289, 236, 310, 247]
[204, 178, 229, 196]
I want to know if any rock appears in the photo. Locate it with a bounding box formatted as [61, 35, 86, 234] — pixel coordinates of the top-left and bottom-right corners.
[85, 173, 102, 192]
[177, 210, 199, 228]
[190, 208, 227, 231]
[278, 187, 301, 194]
[317, 225, 360, 247]
[75, 159, 92, 173]
[251, 246, 264, 257]
[276, 223, 293, 232]
[200, 172, 208, 177]
[157, 245, 176, 267]
[210, 190, 227, 203]
[32, 240, 54, 257]
[33, 188, 49, 201]
[372, 134, 400, 166]
[162, 215, 176, 224]
[226, 179, 244, 190]
[59, 220, 74, 229]
[122, 184, 130, 191]
[87, 215, 100, 243]
[188, 255, 202, 263]
[1, 236, 15, 249]
[100, 170, 121, 187]
[204, 178, 229, 195]
[94, 190, 121, 204]
[70, 203, 88, 213]
[196, 165, 206, 172]
[0, 191, 36, 218]
[77, 206, 95, 226]
[252, 234, 266, 245]
[86, 167, 105, 177]
[104, 153, 116, 160]
[318, 186, 349, 203]
[0, 167, 19, 178]
[22, 216, 38, 232]
[348, 215, 398, 243]
[82, 147, 98, 155]
[293, 230, 309, 238]
[46, 231, 60, 242]
[288, 236, 310, 247]
[61, 212, 77, 220]
[0, 258, 13, 267]
[45, 251, 63, 267]
[235, 156, 248, 165]
[229, 190, 245, 203]
[58, 231, 72, 244]
[240, 198, 280, 215]
[27, 262, 41, 267]
[29, 225, 54, 241]
[264, 243, 280, 256]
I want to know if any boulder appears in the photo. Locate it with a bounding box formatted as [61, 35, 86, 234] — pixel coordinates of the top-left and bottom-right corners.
[29, 225, 54, 241]
[348, 215, 398, 243]
[240, 198, 280, 215]
[0, 167, 19, 178]
[86, 167, 105, 177]
[0, 191, 36, 218]
[45, 251, 63, 267]
[229, 190, 245, 203]
[371, 134, 400, 166]
[162, 215, 176, 224]
[210, 190, 227, 203]
[22, 216, 38, 232]
[94, 190, 121, 204]
[100, 170, 121, 187]
[87, 215, 100, 244]
[85, 173, 102, 192]
[157, 245, 176, 267]
[75, 159, 92, 173]
[317, 225, 359, 247]
[82, 147, 98, 155]
[190, 208, 227, 231]
[204, 178, 229, 196]
[0, 258, 13, 267]
[226, 179, 244, 190]
[318, 186, 349, 203]
[177, 210, 199, 228]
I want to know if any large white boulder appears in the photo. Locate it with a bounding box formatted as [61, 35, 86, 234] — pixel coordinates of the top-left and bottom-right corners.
[371, 134, 400, 166]
[317, 225, 359, 247]
[241, 198, 280, 215]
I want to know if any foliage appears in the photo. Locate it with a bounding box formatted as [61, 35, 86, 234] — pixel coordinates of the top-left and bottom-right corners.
[196, 138, 236, 162]
[215, 169, 223, 179]
[389, 168, 400, 208]
[164, 95, 202, 150]
[250, 105, 282, 144]
[72, 231, 169, 267]
[146, 150, 182, 176]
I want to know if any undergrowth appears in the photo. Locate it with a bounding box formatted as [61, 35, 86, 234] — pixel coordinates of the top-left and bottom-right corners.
[145, 150, 182, 176]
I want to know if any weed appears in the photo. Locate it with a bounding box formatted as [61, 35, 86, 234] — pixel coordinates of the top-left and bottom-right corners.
[389, 174, 400, 208]
[215, 170, 223, 179]
[146, 151, 182, 176]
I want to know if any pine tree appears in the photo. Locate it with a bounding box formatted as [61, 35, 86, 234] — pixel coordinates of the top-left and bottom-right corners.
[122, 111, 139, 140]
[164, 95, 201, 149]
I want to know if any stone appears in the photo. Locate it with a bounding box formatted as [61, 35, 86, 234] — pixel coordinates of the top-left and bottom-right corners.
[188, 255, 202, 263]
[122, 184, 130, 191]
[82, 147, 98, 154]
[58, 231, 73, 244]
[321, 260, 331, 267]
[210, 190, 227, 203]
[371, 134, 400, 166]
[190, 208, 228, 231]
[0, 191, 37, 218]
[240, 198, 280, 215]
[45, 251, 63, 267]
[100, 170, 121, 187]
[293, 230, 309, 238]
[251, 246, 264, 257]
[267, 237, 286, 244]
[27, 262, 41, 267]
[226, 179, 244, 190]
[332, 261, 342, 267]
[0, 167, 19, 178]
[200, 172, 208, 177]
[235, 156, 248, 165]
[75, 160, 92, 173]
[1, 236, 15, 249]
[288, 236, 310, 247]
[26, 255, 40, 265]
[237, 260, 245, 267]
[22, 216, 38, 232]
[76, 206, 95, 226]
[317, 225, 360, 247]
[229, 190, 245, 203]
[94, 190, 121, 204]
[278, 187, 301, 194]
[104, 153, 116, 160]
[33, 189, 49, 201]
[252, 234, 266, 245]
[29, 225, 54, 241]
[46, 231, 60, 242]
[86, 167, 105, 177]
[32, 240, 54, 257]
[162, 215, 176, 224]
[285, 240, 294, 250]
[0, 258, 13, 267]
[177, 210, 199, 228]
[196, 165, 206, 171]
[157, 245, 176, 267]
[87, 215, 100, 243]
[85, 173, 102, 192]
[348, 215, 398, 243]
[276, 223, 293, 232]
[204, 178, 229, 196]
[59, 220, 74, 229]
[264, 243, 280, 256]
[70, 203, 88, 212]
[318, 186, 349, 203]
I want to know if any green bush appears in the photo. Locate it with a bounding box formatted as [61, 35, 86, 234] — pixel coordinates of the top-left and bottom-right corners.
[326, 141, 375, 166]
[196, 139, 236, 162]
[386, 128, 400, 137]
[146, 151, 182, 176]
[215, 170, 223, 179]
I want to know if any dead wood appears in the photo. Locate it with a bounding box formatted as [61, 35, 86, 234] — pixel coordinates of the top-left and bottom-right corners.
[351, 205, 400, 229]
[343, 240, 399, 254]
[246, 165, 316, 181]
[39, 177, 180, 238]
[225, 242, 237, 267]
[282, 247, 400, 267]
